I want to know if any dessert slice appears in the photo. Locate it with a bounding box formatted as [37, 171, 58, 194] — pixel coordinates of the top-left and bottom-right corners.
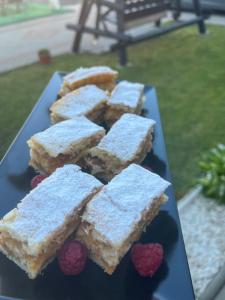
[27, 117, 105, 175]
[105, 81, 145, 126]
[0, 165, 103, 279]
[50, 85, 108, 124]
[59, 66, 118, 97]
[85, 113, 155, 181]
[76, 164, 170, 274]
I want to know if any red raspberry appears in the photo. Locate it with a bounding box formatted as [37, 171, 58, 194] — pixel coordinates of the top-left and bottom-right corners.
[131, 243, 164, 277]
[31, 175, 48, 189]
[57, 240, 87, 275]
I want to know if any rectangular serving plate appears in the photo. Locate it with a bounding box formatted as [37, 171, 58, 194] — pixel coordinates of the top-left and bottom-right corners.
[0, 72, 195, 300]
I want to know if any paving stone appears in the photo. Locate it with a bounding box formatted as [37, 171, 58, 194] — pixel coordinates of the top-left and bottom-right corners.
[178, 191, 225, 299]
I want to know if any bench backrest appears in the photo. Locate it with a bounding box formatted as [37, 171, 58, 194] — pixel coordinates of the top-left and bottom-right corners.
[123, 0, 172, 21]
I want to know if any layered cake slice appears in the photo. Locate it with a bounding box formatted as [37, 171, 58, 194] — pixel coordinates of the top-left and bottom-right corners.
[85, 113, 155, 181]
[105, 81, 145, 126]
[50, 85, 109, 124]
[59, 66, 118, 97]
[27, 117, 105, 175]
[76, 164, 170, 274]
[0, 165, 103, 279]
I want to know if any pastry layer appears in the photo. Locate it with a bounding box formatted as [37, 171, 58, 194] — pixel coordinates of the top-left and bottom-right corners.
[0, 165, 103, 279]
[76, 164, 170, 274]
[85, 113, 155, 181]
[59, 66, 118, 96]
[77, 195, 166, 274]
[105, 81, 145, 126]
[27, 117, 105, 174]
[50, 85, 109, 124]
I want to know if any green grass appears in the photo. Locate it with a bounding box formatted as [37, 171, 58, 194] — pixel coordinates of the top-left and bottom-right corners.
[0, 3, 70, 27]
[0, 25, 225, 199]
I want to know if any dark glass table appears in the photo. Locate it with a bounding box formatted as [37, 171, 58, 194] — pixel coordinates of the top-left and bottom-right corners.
[0, 73, 195, 300]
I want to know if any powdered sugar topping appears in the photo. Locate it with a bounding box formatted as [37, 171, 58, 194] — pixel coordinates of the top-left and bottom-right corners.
[82, 192, 139, 247]
[63, 66, 118, 85]
[0, 165, 103, 254]
[30, 117, 105, 157]
[107, 164, 170, 211]
[109, 81, 144, 108]
[51, 85, 108, 119]
[96, 113, 155, 161]
[82, 164, 170, 246]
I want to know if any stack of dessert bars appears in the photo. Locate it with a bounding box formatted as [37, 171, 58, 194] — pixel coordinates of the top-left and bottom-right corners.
[0, 66, 170, 279]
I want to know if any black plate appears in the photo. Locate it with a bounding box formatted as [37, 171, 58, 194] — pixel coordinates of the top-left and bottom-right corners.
[0, 73, 195, 300]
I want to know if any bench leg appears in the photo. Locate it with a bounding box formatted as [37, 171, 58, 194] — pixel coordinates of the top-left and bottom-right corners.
[94, 1, 101, 40]
[155, 20, 161, 27]
[72, 0, 94, 52]
[116, 0, 127, 66]
[192, 0, 206, 34]
[119, 45, 127, 66]
[173, 0, 181, 21]
[72, 29, 82, 52]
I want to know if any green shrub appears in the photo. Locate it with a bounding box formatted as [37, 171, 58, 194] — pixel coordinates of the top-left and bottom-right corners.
[198, 144, 225, 203]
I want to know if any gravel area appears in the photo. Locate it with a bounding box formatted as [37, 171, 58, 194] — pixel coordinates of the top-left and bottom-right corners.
[178, 192, 225, 298]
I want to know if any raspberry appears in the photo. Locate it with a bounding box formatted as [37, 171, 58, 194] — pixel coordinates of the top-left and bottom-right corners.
[131, 243, 163, 277]
[31, 175, 48, 189]
[57, 240, 87, 275]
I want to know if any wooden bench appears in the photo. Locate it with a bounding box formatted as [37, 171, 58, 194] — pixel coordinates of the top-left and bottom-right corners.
[67, 0, 206, 65]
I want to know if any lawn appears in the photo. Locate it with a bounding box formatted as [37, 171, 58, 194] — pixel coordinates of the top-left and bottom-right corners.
[0, 2, 70, 27]
[0, 25, 225, 199]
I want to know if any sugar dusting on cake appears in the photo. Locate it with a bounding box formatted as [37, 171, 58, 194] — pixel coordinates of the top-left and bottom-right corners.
[0, 165, 103, 254]
[82, 164, 170, 246]
[64, 66, 118, 85]
[29, 117, 105, 157]
[97, 113, 155, 161]
[109, 81, 144, 108]
[51, 85, 108, 119]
